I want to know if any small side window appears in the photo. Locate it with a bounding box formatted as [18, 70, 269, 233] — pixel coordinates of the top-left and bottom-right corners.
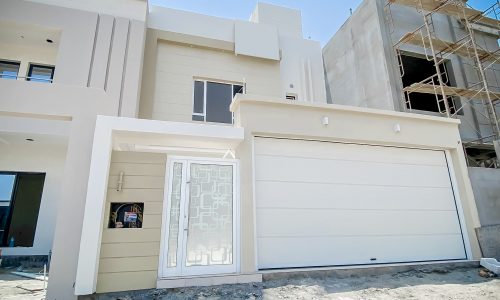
[0, 61, 20, 80]
[27, 64, 55, 83]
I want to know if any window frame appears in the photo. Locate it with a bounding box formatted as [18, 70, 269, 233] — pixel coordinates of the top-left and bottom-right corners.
[192, 79, 245, 124]
[0, 60, 21, 80]
[27, 63, 55, 83]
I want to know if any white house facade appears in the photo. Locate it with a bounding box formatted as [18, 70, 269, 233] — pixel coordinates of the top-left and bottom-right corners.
[0, 1, 484, 299]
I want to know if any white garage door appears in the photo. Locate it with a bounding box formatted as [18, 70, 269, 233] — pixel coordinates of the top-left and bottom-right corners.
[255, 137, 467, 269]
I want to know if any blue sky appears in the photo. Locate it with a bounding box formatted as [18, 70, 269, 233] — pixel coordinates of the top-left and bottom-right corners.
[150, 0, 495, 46]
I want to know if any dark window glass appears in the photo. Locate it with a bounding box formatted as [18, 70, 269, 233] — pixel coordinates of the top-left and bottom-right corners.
[193, 81, 205, 114]
[27, 64, 55, 83]
[0, 61, 20, 80]
[233, 85, 244, 97]
[0, 174, 15, 201]
[206, 82, 233, 124]
[0, 172, 45, 247]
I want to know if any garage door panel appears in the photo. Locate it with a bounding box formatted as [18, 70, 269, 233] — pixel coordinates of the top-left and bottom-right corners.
[255, 137, 466, 269]
[256, 209, 462, 237]
[254, 138, 447, 167]
[257, 234, 466, 269]
[256, 155, 452, 188]
[256, 181, 457, 211]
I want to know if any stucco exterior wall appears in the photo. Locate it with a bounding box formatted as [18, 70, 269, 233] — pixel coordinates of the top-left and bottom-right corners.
[0, 43, 58, 81]
[0, 1, 148, 299]
[0, 139, 67, 256]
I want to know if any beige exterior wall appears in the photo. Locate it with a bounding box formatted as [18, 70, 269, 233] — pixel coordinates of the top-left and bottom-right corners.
[96, 151, 166, 293]
[139, 40, 282, 121]
[89, 95, 482, 294]
[231, 95, 482, 272]
[0, 1, 148, 299]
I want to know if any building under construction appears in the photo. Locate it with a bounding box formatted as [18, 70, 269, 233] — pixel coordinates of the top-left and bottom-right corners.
[323, 0, 500, 254]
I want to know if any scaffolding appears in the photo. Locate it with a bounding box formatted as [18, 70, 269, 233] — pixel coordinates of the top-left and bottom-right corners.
[385, 0, 500, 168]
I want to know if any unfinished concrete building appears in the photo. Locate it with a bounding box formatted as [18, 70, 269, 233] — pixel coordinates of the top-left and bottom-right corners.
[323, 0, 500, 258]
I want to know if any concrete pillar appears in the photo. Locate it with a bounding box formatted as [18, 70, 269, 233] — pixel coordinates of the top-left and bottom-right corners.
[46, 115, 97, 300]
[494, 140, 500, 165]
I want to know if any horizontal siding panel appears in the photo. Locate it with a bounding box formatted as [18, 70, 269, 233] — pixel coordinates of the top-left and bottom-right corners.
[108, 175, 164, 189]
[109, 163, 166, 176]
[96, 271, 157, 293]
[144, 202, 163, 214]
[142, 214, 163, 229]
[152, 102, 192, 115]
[152, 113, 189, 122]
[99, 256, 159, 273]
[101, 228, 161, 243]
[100, 242, 161, 258]
[106, 189, 164, 203]
[152, 42, 281, 121]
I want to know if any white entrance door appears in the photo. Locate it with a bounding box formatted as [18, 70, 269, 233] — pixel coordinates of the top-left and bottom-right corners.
[160, 158, 238, 278]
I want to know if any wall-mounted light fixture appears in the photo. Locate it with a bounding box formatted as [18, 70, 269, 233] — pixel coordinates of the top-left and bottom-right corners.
[321, 116, 329, 126]
[117, 171, 124, 192]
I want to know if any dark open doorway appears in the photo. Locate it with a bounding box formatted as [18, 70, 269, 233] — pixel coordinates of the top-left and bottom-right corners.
[0, 172, 45, 247]
[401, 54, 459, 114]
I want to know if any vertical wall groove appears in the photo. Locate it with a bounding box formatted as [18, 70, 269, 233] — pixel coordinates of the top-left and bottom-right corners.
[118, 20, 131, 116]
[87, 15, 101, 87]
[104, 18, 116, 92]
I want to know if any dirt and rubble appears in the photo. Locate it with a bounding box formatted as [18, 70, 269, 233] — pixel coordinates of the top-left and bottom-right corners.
[1, 266, 499, 299]
[89, 266, 499, 300]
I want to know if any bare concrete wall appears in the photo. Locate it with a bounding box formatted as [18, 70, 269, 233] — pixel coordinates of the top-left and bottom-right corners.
[322, 0, 500, 143]
[322, 0, 396, 110]
[468, 167, 500, 227]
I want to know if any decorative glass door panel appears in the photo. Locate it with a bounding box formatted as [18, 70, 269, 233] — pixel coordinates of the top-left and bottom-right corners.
[161, 158, 237, 278]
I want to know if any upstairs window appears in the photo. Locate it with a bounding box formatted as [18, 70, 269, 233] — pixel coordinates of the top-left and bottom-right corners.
[192, 80, 244, 124]
[27, 64, 55, 83]
[0, 61, 20, 80]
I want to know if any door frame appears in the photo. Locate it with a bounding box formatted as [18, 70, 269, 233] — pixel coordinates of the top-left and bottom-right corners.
[158, 156, 240, 279]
